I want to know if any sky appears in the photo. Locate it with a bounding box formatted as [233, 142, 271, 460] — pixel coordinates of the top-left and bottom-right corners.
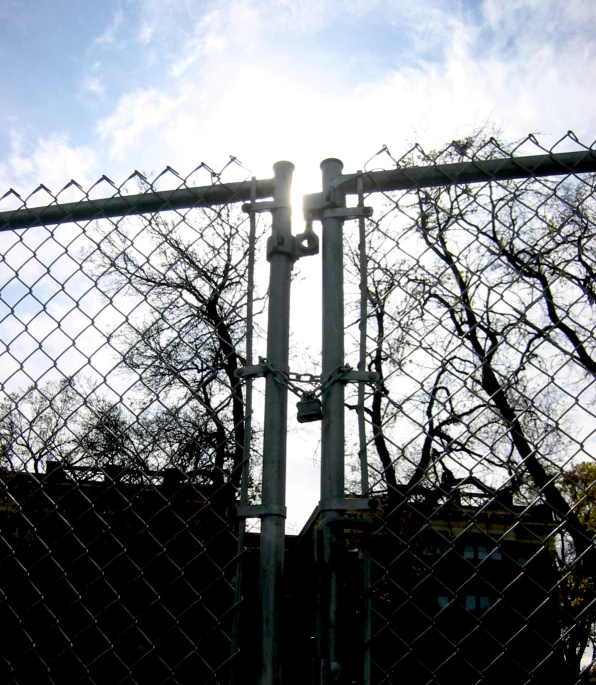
[1, 0, 596, 530]
[2, 0, 596, 200]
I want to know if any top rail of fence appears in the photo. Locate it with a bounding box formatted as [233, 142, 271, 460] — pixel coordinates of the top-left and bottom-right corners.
[0, 176, 276, 231]
[335, 149, 596, 194]
[2, 149, 596, 233]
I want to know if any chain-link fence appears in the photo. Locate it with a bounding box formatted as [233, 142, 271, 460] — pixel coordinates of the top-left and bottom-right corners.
[0, 161, 270, 684]
[1, 134, 596, 685]
[330, 133, 596, 684]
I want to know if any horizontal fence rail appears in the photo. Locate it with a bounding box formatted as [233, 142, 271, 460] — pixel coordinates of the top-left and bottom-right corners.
[0, 176, 275, 231]
[335, 148, 596, 195]
[4, 148, 595, 233]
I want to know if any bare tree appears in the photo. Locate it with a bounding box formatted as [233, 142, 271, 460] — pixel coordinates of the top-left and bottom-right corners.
[87, 202, 260, 503]
[0, 378, 79, 474]
[75, 397, 146, 471]
[351, 136, 596, 674]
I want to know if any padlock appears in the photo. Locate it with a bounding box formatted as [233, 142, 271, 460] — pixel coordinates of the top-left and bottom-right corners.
[296, 392, 323, 423]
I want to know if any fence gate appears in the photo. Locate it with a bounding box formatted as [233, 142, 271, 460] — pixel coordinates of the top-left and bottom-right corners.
[1, 134, 596, 685]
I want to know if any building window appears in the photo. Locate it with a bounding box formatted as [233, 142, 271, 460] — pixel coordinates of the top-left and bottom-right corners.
[465, 595, 477, 610]
[423, 542, 450, 557]
[465, 595, 491, 612]
[437, 595, 450, 609]
[462, 542, 502, 561]
[479, 596, 491, 611]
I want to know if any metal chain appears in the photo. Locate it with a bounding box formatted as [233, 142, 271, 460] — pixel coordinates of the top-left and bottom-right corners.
[319, 364, 354, 395]
[258, 357, 307, 397]
[258, 358, 355, 398]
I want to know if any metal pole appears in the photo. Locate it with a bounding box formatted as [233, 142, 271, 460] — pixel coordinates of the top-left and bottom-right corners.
[319, 158, 346, 685]
[356, 172, 372, 685]
[259, 161, 295, 685]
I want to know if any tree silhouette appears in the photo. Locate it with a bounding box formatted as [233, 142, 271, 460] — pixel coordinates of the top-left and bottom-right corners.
[350, 135, 596, 675]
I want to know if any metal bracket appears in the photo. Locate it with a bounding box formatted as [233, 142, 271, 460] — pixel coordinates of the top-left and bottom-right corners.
[234, 364, 268, 379]
[266, 230, 320, 261]
[303, 192, 331, 218]
[322, 206, 373, 221]
[317, 515, 374, 534]
[320, 498, 380, 513]
[234, 504, 287, 518]
[302, 191, 373, 223]
[294, 220, 319, 258]
[242, 198, 317, 262]
[241, 200, 289, 214]
[341, 370, 380, 383]
[266, 232, 297, 260]
[234, 360, 290, 379]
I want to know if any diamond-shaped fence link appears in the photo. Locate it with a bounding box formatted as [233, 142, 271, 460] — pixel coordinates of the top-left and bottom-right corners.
[0, 161, 268, 684]
[335, 133, 596, 684]
[2, 135, 596, 685]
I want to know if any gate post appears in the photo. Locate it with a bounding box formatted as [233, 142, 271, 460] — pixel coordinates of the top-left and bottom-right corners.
[259, 161, 295, 685]
[319, 158, 346, 684]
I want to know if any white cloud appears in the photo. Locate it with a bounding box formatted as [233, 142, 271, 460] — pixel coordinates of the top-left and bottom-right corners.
[83, 75, 105, 95]
[0, 132, 99, 205]
[96, 88, 187, 161]
[6, 0, 596, 202]
[138, 20, 154, 45]
[80, 0, 595, 212]
[94, 8, 123, 46]
[168, 9, 229, 78]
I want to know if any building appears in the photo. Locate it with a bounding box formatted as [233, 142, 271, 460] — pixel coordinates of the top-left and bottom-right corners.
[0, 466, 576, 684]
[289, 479, 570, 684]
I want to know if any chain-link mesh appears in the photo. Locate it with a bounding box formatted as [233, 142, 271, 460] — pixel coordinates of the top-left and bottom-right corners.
[2, 136, 596, 685]
[0, 161, 266, 684]
[338, 133, 596, 684]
